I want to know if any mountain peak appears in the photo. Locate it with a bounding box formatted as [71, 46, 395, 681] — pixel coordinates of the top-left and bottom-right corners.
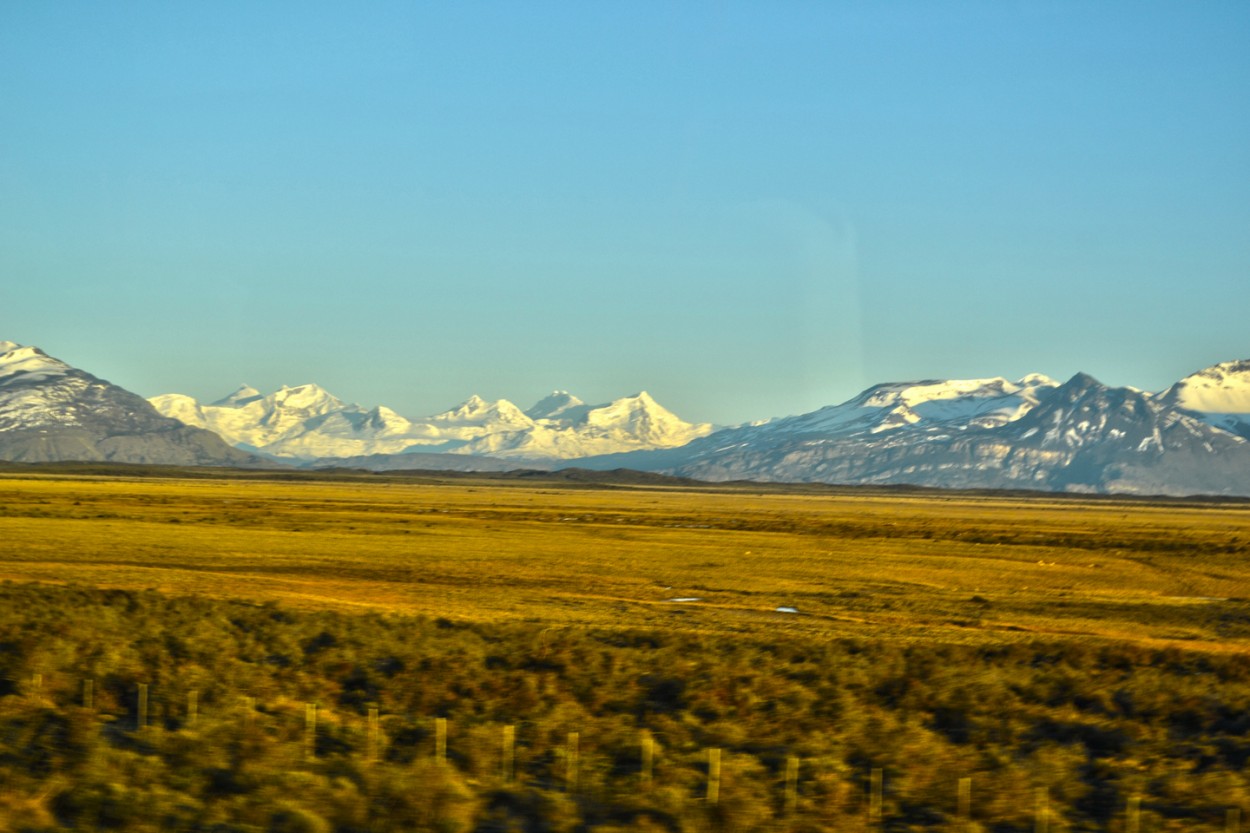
[442, 394, 491, 417]
[434, 395, 533, 428]
[271, 383, 341, 406]
[1162, 359, 1250, 441]
[0, 343, 72, 384]
[1062, 371, 1105, 390]
[526, 390, 586, 421]
[1185, 359, 1250, 381]
[1167, 360, 1250, 409]
[211, 384, 263, 408]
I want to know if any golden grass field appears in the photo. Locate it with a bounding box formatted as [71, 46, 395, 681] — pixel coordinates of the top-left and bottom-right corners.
[1, 469, 1248, 651]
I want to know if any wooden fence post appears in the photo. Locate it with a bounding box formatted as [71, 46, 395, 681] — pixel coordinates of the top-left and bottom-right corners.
[188, 691, 198, 729]
[785, 756, 799, 816]
[83, 679, 94, 710]
[567, 732, 580, 792]
[368, 708, 380, 764]
[305, 703, 317, 762]
[1127, 794, 1141, 833]
[502, 724, 515, 783]
[869, 767, 883, 829]
[435, 717, 447, 764]
[1035, 787, 1050, 833]
[958, 776, 972, 830]
[640, 730, 654, 789]
[707, 748, 722, 806]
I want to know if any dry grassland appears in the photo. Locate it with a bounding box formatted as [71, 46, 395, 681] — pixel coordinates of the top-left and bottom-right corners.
[1, 471, 1248, 651]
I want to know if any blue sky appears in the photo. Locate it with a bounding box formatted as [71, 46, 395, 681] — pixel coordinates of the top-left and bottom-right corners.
[2, 2, 1248, 425]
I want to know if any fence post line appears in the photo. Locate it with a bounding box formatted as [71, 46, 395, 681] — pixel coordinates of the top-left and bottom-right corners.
[435, 717, 447, 764]
[1035, 787, 1049, 833]
[785, 755, 799, 816]
[188, 691, 198, 729]
[707, 748, 722, 806]
[83, 678, 94, 710]
[305, 703, 317, 762]
[502, 724, 515, 783]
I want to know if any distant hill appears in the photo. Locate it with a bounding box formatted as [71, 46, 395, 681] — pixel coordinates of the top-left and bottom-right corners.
[0, 341, 266, 467]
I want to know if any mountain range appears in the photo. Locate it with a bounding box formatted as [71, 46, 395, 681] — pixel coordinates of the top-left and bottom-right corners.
[599, 367, 1250, 497]
[148, 385, 713, 462]
[3, 340, 1249, 497]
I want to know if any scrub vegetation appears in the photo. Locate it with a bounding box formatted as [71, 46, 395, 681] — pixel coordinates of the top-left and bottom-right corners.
[0, 469, 1247, 831]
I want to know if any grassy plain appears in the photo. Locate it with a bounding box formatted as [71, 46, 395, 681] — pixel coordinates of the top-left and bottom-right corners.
[2, 468, 1250, 831]
[1, 468, 1247, 651]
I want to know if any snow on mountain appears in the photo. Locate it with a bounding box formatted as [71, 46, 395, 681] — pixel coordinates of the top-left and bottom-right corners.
[750, 375, 1060, 439]
[0, 343, 74, 387]
[147, 393, 209, 430]
[984, 372, 1250, 494]
[453, 391, 715, 460]
[149, 385, 712, 462]
[430, 396, 536, 432]
[579, 368, 1250, 497]
[151, 384, 424, 459]
[1160, 359, 1250, 440]
[212, 385, 263, 408]
[0, 345, 80, 431]
[665, 373, 1061, 468]
[525, 391, 589, 421]
[0, 342, 262, 466]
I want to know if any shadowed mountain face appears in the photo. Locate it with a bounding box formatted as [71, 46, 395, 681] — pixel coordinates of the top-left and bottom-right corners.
[0, 342, 264, 467]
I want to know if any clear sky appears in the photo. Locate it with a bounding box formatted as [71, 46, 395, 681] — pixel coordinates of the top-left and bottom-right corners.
[2, 2, 1248, 425]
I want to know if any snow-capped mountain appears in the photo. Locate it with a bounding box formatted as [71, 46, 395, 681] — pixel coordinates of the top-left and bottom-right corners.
[740, 375, 1060, 440]
[151, 384, 425, 459]
[0, 342, 261, 467]
[478, 390, 713, 460]
[148, 385, 714, 462]
[577, 363, 1250, 497]
[1159, 360, 1250, 441]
